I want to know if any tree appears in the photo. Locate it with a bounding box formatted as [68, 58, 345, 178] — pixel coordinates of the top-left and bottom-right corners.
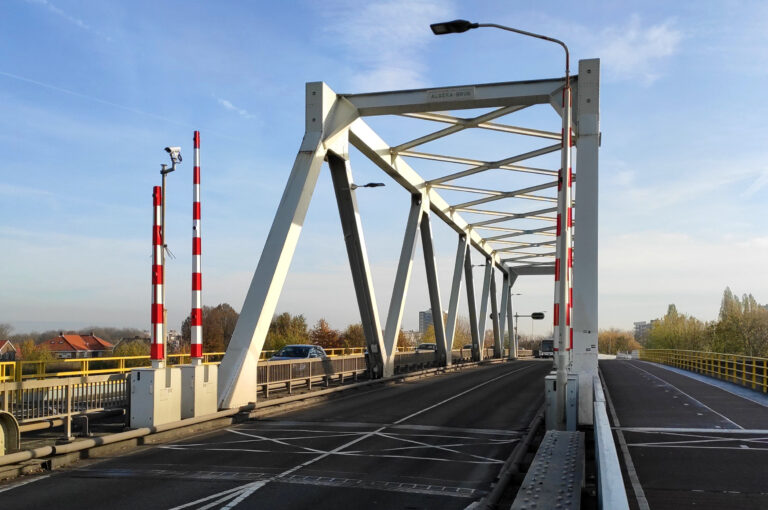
[452, 316, 472, 348]
[264, 312, 310, 351]
[19, 339, 54, 362]
[712, 289, 768, 357]
[113, 339, 150, 367]
[309, 319, 343, 349]
[180, 303, 239, 352]
[598, 328, 642, 355]
[341, 323, 366, 349]
[647, 304, 707, 351]
[0, 323, 12, 339]
[421, 325, 436, 344]
[397, 330, 410, 350]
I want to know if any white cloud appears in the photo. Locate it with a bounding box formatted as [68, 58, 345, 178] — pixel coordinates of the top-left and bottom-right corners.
[600, 231, 768, 327]
[595, 15, 682, 84]
[24, 0, 111, 41]
[322, 0, 454, 91]
[741, 168, 768, 198]
[216, 97, 254, 119]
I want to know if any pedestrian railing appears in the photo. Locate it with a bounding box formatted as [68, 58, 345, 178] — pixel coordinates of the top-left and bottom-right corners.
[257, 355, 368, 397]
[0, 374, 129, 430]
[0, 362, 15, 383]
[640, 349, 768, 393]
[2, 347, 521, 427]
[11, 352, 226, 381]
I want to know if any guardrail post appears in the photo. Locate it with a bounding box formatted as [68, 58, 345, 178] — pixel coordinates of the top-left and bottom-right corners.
[64, 381, 73, 441]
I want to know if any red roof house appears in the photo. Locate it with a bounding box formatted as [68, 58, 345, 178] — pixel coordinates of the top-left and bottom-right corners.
[0, 340, 16, 361]
[41, 333, 114, 359]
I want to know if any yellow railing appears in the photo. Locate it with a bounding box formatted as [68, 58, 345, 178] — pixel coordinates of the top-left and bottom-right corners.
[12, 352, 226, 380]
[640, 349, 768, 393]
[0, 361, 15, 383]
[9, 348, 368, 380]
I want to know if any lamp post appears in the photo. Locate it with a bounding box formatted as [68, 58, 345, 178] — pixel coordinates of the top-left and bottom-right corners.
[430, 20, 572, 429]
[160, 147, 181, 366]
[508, 292, 521, 359]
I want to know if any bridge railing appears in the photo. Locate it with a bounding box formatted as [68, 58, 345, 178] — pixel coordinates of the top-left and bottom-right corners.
[640, 349, 768, 393]
[11, 353, 226, 381]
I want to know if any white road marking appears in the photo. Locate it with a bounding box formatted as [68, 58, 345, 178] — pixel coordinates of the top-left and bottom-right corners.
[0, 474, 51, 494]
[169, 363, 535, 509]
[624, 362, 744, 429]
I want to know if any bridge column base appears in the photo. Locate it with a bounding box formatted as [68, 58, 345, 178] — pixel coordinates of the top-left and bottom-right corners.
[180, 364, 218, 419]
[130, 367, 181, 428]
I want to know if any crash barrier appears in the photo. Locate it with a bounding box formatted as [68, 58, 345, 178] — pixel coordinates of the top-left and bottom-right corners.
[640, 349, 768, 393]
[593, 375, 630, 510]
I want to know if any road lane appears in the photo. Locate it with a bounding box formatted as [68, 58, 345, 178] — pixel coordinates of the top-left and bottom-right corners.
[1, 360, 552, 510]
[601, 359, 768, 510]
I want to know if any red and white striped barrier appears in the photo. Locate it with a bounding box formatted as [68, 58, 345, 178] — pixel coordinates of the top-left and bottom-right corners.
[151, 186, 165, 361]
[554, 87, 573, 356]
[190, 131, 203, 360]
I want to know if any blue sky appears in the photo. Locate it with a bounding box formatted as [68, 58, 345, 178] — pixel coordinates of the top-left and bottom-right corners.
[1, 0, 766, 336]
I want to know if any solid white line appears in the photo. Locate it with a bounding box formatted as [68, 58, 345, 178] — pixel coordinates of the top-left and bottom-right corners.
[625, 362, 744, 429]
[0, 474, 51, 494]
[619, 427, 768, 434]
[172, 363, 534, 509]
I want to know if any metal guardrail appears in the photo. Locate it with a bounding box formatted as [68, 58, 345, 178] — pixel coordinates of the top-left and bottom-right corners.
[640, 349, 768, 393]
[11, 353, 226, 381]
[2, 348, 518, 426]
[0, 374, 129, 437]
[593, 375, 630, 510]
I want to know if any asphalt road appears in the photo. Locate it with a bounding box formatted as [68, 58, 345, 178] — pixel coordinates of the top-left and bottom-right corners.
[601, 360, 768, 510]
[0, 360, 552, 509]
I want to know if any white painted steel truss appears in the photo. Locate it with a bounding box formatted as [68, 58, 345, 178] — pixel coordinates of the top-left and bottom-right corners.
[218, 60, 600, 412]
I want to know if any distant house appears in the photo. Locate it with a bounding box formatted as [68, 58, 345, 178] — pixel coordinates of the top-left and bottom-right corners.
[0, 340, 16, 361]
[40, 333, 114, 359]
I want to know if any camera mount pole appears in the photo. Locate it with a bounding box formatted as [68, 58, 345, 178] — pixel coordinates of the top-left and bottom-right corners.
[160, 161, 176, 365]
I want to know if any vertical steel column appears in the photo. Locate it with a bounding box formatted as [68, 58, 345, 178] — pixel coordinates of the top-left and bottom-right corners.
[327, 152, 387, 377]
[506, 281, 517, 360]
[477, 259, 492, 356]
[150, 186, 165, 367]
[445, 234, 468, 352]
[420, 211, 449, 367]
[382, 194, 422, 376]
[499, 272, 510, 355]
[572, 58, 601, 425]
[218, 82, 332, 409]
[464, 247, 481, 361]
[489, 268, 502, 358]
[190, 131, 203, 363]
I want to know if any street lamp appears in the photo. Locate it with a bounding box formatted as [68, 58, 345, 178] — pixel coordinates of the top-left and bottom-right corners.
[349, 182, 385, 190]
[159, 146, 181, 366]
[431, 19, 572, 430]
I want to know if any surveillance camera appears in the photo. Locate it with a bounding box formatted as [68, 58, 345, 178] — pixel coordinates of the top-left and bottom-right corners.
[164, 146, 182, 163]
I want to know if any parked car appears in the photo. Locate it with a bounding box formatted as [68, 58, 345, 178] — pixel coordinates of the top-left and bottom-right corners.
[462, 344, 473, 351]
[415, 343, 437, 353]
[269, 344, 328, 361]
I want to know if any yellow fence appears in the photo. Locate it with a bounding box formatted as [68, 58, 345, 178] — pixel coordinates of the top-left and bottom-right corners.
[7, 347, 367, 381]
[0, 361, 15, 383]
[640, 349, 768, 393]
[12, 352, 226, 380]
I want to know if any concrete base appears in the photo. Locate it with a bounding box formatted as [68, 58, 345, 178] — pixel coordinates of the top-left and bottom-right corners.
[130, 366, 181, 428]
[180, 363, 218, 419]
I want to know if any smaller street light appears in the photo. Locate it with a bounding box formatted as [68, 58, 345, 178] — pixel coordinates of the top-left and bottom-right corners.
[350, 182, 385, 190]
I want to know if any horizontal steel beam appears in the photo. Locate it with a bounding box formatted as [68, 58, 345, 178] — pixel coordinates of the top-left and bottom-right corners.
[508, 265, 556, 276]
[342, 78, 568, 116]
[429, 143, 561, 185]
[470, 207, 558, 226]
[398, 150, 558, 177]
[451, 181, 557, 209]
[401, 111, 561, 140]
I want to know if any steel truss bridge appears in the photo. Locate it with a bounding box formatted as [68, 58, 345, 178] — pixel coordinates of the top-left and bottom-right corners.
[218, 59, 600, 422]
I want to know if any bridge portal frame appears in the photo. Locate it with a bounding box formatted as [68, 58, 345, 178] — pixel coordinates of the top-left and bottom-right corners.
[218, 61, 599, 425]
